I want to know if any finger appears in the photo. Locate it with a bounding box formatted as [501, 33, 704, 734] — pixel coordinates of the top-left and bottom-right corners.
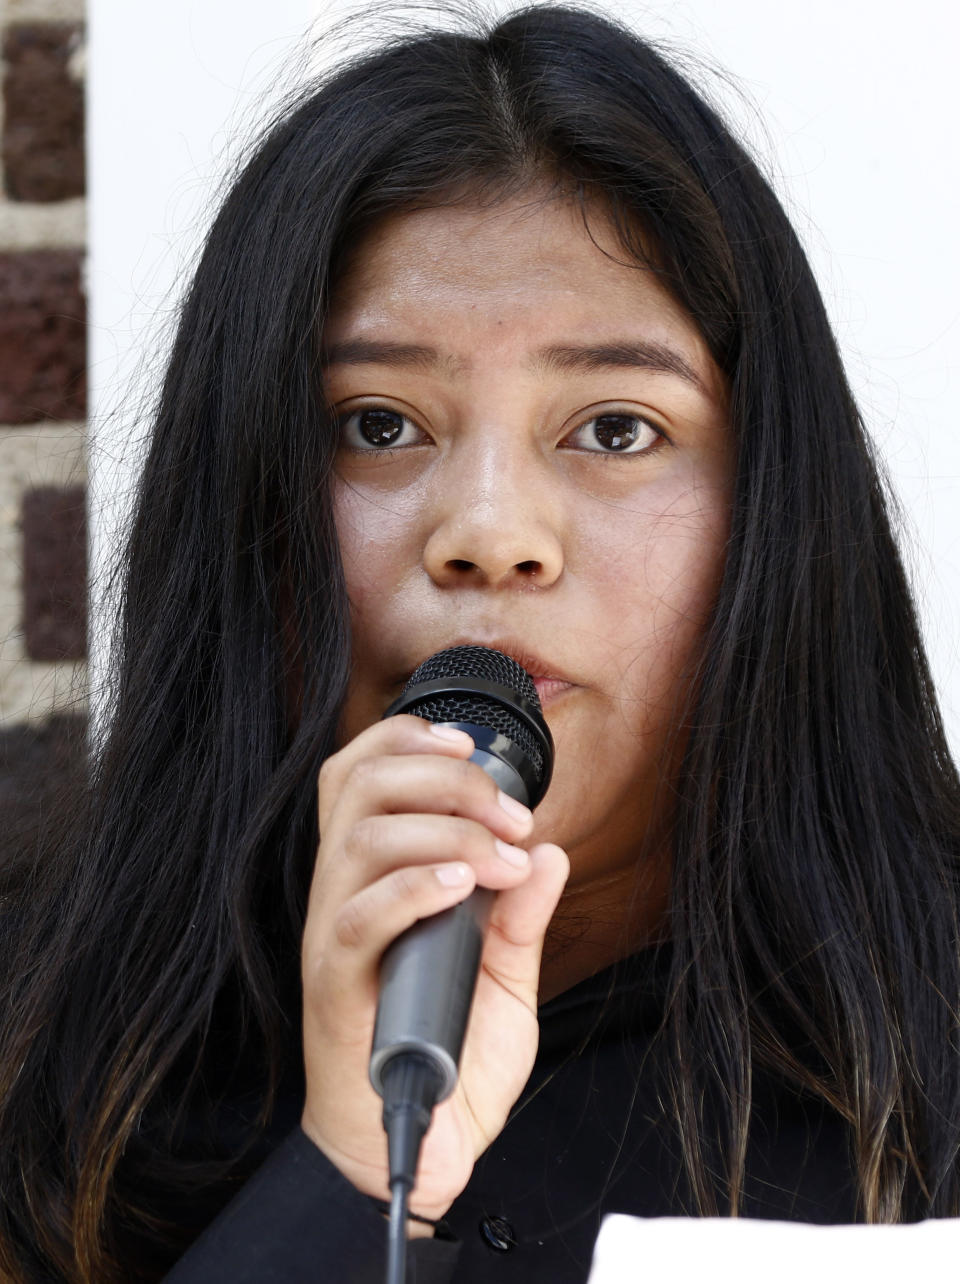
[482, 843, 570, 991]
[319, 812, 532, 907]
[313, 861, 479, 988]
[318, 715, 476, 814]
[325, 752, 534, 845]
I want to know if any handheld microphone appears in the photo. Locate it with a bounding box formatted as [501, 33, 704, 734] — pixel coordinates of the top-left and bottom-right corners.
[367, 644, 553, 1274]
[370, 644, 553, 1098]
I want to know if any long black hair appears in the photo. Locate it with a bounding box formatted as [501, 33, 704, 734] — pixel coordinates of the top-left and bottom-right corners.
[2, 4, 959, 1278]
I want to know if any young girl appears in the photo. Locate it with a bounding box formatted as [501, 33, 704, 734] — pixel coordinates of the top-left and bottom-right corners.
[2, 5, 959, 1281]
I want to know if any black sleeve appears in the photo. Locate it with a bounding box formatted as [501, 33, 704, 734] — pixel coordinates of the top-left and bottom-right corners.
[163, 1127, 461, 1284]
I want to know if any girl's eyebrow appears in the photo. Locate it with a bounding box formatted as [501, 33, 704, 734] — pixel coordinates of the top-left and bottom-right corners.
[323, 340, 460, 375]
[322, 338, 707, 395]
[536, 341, 706, 394]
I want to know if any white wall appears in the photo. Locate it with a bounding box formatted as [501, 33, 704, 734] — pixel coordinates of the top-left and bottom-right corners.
[625, 0, 960, 741]
[89, 0, 960, 747]
[87, 0, 321, 720]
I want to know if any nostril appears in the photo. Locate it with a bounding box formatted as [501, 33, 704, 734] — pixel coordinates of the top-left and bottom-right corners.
[449, 559, 475, 573]
[517, 561, 540, 575]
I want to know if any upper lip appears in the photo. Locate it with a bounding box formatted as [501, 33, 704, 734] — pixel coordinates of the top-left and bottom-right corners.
[407, 636, 577, 686]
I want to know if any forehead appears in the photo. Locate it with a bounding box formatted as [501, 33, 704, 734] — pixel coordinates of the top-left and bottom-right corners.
[325, 193, 716, 376]
[334, 192, 632, 286]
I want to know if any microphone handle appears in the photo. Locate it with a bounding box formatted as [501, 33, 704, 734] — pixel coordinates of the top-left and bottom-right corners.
[368, 729, 531, 1102]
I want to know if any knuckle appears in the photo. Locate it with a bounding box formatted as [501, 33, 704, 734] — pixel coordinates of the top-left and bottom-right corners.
[348, 754, 383, 795]
[476, 824, 502, 864]
[379, 714, 427, 752]
[342, 816, 381, 865]
[445, 816, 489, 864]
[463, 756, 497, 801]
[316, 753, 342, 805]
[433, 785, 462, 816]
[454, 756, 477, 784]
[436, 758, 484, 811]
[390, 866, 421, 902]
[333, 898, 366, 950]
[395, 713, 430, 735]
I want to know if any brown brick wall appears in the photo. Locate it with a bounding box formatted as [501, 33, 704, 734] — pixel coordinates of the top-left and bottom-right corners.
[0, 248, 86, 423]
[21, 483, 86, 660]
[3, 22, 84, 202]
[0, 710, 85, 884]
[0, 2, 87, 864]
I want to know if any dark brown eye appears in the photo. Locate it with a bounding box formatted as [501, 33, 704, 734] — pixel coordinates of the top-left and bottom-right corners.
[567, 414, 662, 455]
[339, 407, 419, 450]
[593, 415, 643, 450]
[357, 409, 405, 446]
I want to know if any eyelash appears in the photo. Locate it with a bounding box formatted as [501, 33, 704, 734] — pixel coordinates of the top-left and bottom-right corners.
[336, 407, 667, 457]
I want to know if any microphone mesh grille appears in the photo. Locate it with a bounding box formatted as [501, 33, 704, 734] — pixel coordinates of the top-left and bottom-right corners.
[404, 646, 545, 783]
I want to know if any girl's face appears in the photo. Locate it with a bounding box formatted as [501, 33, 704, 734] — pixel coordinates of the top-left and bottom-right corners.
[324, 191, 732, 930]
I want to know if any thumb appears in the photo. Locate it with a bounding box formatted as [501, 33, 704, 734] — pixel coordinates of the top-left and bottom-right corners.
[481, 843, 569, 991]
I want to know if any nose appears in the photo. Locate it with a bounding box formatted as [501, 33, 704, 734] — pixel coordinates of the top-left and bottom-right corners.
[422, 440, 565, 590]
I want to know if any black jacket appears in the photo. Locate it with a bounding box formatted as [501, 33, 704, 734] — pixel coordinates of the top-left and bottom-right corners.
[164, 946, 857, 1282]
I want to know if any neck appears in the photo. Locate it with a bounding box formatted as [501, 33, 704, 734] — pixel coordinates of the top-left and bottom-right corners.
[538, 857, 671, 1003]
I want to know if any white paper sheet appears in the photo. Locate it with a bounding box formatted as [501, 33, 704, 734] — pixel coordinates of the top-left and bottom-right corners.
[588, 1213, 960, 1282]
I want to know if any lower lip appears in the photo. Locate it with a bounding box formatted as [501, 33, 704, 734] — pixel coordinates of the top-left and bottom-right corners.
[532, 677, 574, 705]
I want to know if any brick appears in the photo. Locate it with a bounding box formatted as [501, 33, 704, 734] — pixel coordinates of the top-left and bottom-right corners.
[21, 483, 86, 661]
[0, 426, 85, 723]
[0, 249, 85, 422]
[0, 712, 86, 878]
[3, 22, 85, 202]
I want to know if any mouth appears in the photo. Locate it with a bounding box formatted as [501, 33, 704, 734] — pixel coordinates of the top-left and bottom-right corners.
[530, 675, 574, 707]
[406, 637, 578, 709]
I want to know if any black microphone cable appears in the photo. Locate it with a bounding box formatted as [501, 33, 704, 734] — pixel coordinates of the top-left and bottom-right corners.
[369, 645, 554, 1284]
[381, 1052, 442, 1284]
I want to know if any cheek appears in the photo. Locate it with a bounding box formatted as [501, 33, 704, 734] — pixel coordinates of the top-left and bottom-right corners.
[534, 481, 729, 858]
[582, 477, 729, 712]
[333, 479, 416, 626]
[332, 484, 412, 743]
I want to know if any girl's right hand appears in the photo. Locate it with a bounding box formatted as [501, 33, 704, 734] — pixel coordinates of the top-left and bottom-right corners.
[300, 713, 569, 1222]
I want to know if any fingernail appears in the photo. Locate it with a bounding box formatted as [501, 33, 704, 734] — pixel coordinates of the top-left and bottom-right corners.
[495, 839, 529, 868]
[497, 790, 532, 825]
[435, 863, 470, 885]
[429, 724, 474, 745]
